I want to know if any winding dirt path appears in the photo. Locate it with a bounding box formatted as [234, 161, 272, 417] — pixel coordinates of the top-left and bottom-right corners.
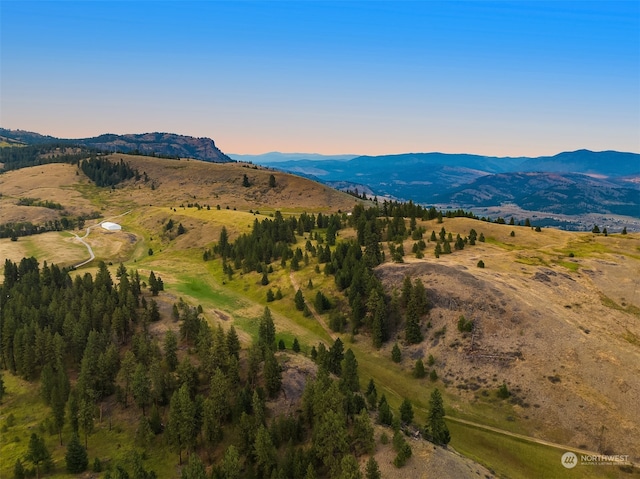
[72, 210, 132, 268]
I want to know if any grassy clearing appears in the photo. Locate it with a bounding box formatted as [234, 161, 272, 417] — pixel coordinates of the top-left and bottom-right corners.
[555, 260, 580, 272]
[448, 421, 622, 479]
[0, 373, 176, 479]
[600, 294, 640, 318]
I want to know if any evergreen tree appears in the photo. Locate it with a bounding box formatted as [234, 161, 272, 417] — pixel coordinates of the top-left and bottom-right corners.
[26, 433, 51, 479]
[400, 398, 414, 424]
[366, 379, 377, 410]
[166, 384, 197, 465]
[132, 363, 151, 415]
[181, 454, 206, 479]
[14, 459, 25, 479]
[51, 383, 67, 445]
[0, 372, 5, 403]
[163, 330, 178, 372]
[365, 457, 381, 479]
[294, 288, 305, 311]
[136, 416, 154, 447]
[65, 433, 89, 473]
[391, 343, 402, 363]
[253, 425, 276, 478]
[427, 388, 450, 445]
[340, 349, 359, 392]
[258, 307, 276, 354]
[221, 445, 241, 479]
[338, 454, 362, 479]
[414, 358, 426, 378]
[377, 395, 393, 425]
[226, 325, 241, 360]
[351, 409, 375, 456]
[264, 349, 282, 398]
[292, 337, 301, 353]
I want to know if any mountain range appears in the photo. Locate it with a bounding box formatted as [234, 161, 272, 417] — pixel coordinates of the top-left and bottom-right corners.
[2, 128, 638, 223]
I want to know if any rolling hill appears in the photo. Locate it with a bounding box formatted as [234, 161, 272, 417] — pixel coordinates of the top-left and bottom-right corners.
[0, 153, 638, 479]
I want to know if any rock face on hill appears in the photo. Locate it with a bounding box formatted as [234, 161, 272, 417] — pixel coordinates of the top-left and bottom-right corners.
[0, 129, 233, 163]
[80, 132, 233, 163]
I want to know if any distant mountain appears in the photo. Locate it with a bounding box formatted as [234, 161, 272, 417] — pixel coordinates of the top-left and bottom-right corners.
[230, 152, 357, 163]
[0, 128, 233, 163]
[266, 150, 640, 218]
[434, 172, 640, 216]
[520, 149, 640, 176]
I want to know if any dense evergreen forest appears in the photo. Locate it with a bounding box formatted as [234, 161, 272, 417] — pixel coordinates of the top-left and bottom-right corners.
[0, 144, 95, 172]
[0, 250, 450, 478]
[80, 157, 139, 187]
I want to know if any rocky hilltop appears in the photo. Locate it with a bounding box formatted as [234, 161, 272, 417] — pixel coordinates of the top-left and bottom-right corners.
[0, 129, 233, 163]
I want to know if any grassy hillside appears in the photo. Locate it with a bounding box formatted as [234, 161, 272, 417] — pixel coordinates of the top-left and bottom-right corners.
[1, 156, 638, 478]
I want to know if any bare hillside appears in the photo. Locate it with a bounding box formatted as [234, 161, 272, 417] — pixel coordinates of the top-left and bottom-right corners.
[376, 218, 640, 461]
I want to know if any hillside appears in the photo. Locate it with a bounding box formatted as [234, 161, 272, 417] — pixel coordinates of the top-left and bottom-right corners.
[0, 155, 638, 479]
[0, 128, 232, 163]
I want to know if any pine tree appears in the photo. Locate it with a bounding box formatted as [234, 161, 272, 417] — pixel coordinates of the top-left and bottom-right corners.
[338, 454, 362, 479]
[264, 349, 282, 398]
[414, 358, 426, 378]
[365, 457, 381, 479]
[427, 388, 450, 445]
[391, 343, 402, 363]
[377, 395, 393, 425]
[221, 445, 241, 479]
[227, 325, 241, 360]
[132, 363, 151, 415]
[166, 384, 196, 465]
[254, 425, 276, 478]
[14, 459, 25, 479]
[295, 288, 305, 311]
[163, 330, 178, 372]
[400, 398, 414, 424]
[181, 453, 206, 479]
[340, 349, 360, 392]
[65, 433, 88, 473]
[258, 307, 276, 354]
[26, 433, 51, 479]
[292, 337, 301, 353]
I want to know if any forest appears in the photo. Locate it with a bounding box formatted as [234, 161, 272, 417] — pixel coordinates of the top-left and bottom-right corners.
[0, 241, 450, 478]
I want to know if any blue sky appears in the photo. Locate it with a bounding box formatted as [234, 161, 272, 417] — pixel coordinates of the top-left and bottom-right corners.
[1, 1, 638, 156]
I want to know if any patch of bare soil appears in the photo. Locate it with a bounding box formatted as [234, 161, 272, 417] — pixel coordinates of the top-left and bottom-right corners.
[369, 426, 495, 479]
[267, 353, 318, 418]
[375, 256, 640, 461]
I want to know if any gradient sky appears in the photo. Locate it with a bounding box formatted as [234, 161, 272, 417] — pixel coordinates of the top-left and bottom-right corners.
[1, 1, 639, 156]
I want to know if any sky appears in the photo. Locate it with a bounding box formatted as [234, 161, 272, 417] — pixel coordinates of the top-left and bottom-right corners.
[1, 1, 639, 157]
